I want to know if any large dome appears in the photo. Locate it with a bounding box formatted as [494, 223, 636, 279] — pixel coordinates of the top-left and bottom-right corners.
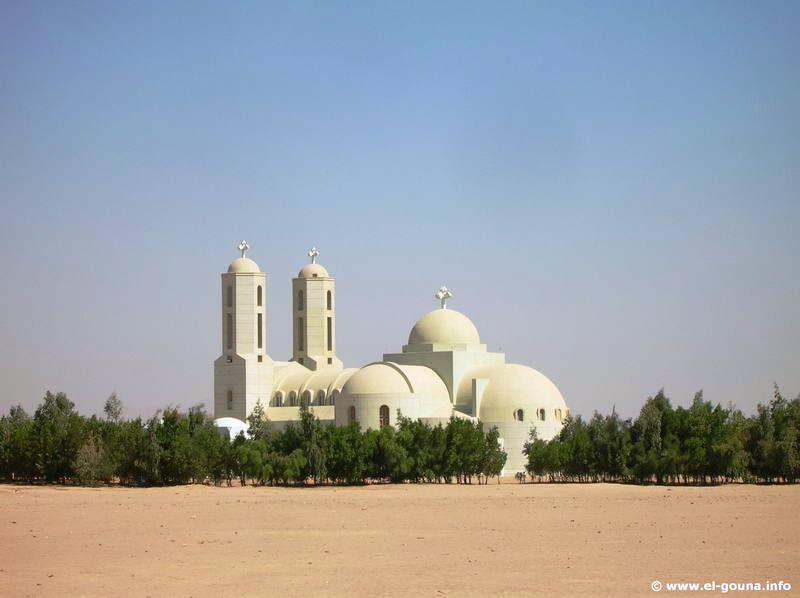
[227, 257, 261, 273]
[408, 309, 481, 346]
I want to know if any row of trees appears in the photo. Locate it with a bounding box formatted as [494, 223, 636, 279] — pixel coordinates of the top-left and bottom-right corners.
[524, 387, 800, 484]
[3, 386, 797, 487]
[0, 392, 507, 486]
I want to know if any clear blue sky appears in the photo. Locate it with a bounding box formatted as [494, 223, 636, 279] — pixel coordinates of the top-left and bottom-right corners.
[1, 1, 798, 419]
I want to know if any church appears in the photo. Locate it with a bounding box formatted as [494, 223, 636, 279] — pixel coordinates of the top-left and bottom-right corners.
[213, 242, 570, 474]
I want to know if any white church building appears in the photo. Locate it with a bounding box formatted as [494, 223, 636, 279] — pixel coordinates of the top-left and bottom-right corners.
[213, 242, 569, 473]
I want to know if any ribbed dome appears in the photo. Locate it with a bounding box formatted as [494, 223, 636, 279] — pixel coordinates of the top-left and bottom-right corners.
[227, 257, 261, 273]
[408, 309, 480, 346]
[298, 263, 330, 278]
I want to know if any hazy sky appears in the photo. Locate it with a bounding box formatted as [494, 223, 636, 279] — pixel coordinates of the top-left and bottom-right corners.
[1, 2, 798, 420]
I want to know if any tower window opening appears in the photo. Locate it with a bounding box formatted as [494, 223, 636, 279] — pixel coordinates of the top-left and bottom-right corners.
[226, 313, 233, 350]
[298, 317, 304, 351]
[327, 317, 332, 351]
[327, 290, 332, 310]
[226, 285, 233, 308]
[257, 285, 262, 307]
[258, 355, 263, 363]
[257, 313, 263, 349]
[379, 405, 390, 428]
[226, 390, 233, 411]
[298, 290, 304, 311]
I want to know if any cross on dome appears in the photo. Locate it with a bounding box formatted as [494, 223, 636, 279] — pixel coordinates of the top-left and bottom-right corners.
[435, 286, 453, 309]
[238, 240, 250, 258]
[308, 247, 319, 264]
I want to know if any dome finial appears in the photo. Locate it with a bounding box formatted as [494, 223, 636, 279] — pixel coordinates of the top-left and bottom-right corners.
[308, 246, 319, 264]
[435, 286, 453, 309]
[238, 240, 250, 258]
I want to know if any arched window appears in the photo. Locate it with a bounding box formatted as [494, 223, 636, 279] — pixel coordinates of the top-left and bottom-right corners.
[226, 390, 233, 410]
[298, 290, 304, 311]
[349, 405, 356, 424]
[289, 391, 298, 407]
[273, 392, 283, 407]
[257, 285, 262, 307]
[301, 390, 312, 406]
[327, 290, 332, 310]
[331, 389, 340, 406]
[298, 318, 304, 351]
[555, 408, 563, 422]
[515, 409, 524, 421]
[227, 286, 233, 308]
[317, 390, 326, 404]
[538, 408, 546, 421]
[379, 405, 390, 428]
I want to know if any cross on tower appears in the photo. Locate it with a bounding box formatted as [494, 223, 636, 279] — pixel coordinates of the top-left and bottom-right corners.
[238, 240, 250, 258]
[435, 286, 453, 309]
[308, 247, 319, 264]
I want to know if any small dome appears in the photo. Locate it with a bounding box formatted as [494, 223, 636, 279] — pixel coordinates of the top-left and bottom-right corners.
[408, 309, 480, 346]
[298, 263, 330, 278]
[336, 362, 452, 428]
[460, 363, 566, 422]
[228, 257, 261, 273]
[213, 417, 248, 440]
[341, 363, 411, 395]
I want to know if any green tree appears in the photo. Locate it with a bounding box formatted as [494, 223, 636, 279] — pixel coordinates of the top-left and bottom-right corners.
[282, 449, 307, 484]
[32, 391, 84, 483]
[480, 426, 507, 483]
[0, 405, 36, 481]
[524, 427, 551, 481]
[75, 435, 114, 485]
[103, 392, 123, 423]
[247, 399, 272, 442]
[325, 423, 368, 484]
[298, 403, 327, 484]
[236, 440, 266, 485]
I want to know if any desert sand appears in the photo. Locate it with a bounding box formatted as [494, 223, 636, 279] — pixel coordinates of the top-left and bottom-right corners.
[1, 482, 797, 597]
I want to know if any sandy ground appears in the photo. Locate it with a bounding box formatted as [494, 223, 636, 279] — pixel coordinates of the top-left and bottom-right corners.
[1, 482, 798, 597]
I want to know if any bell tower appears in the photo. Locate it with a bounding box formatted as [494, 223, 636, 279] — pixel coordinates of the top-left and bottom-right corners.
[213, 240, 274, 421]
[292, 247, 342, 371]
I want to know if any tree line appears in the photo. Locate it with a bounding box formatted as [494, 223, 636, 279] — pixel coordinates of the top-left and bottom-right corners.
[524, 387, 800, 484]
[2, 386, 797, 487]
[0, 392, 506, 486]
